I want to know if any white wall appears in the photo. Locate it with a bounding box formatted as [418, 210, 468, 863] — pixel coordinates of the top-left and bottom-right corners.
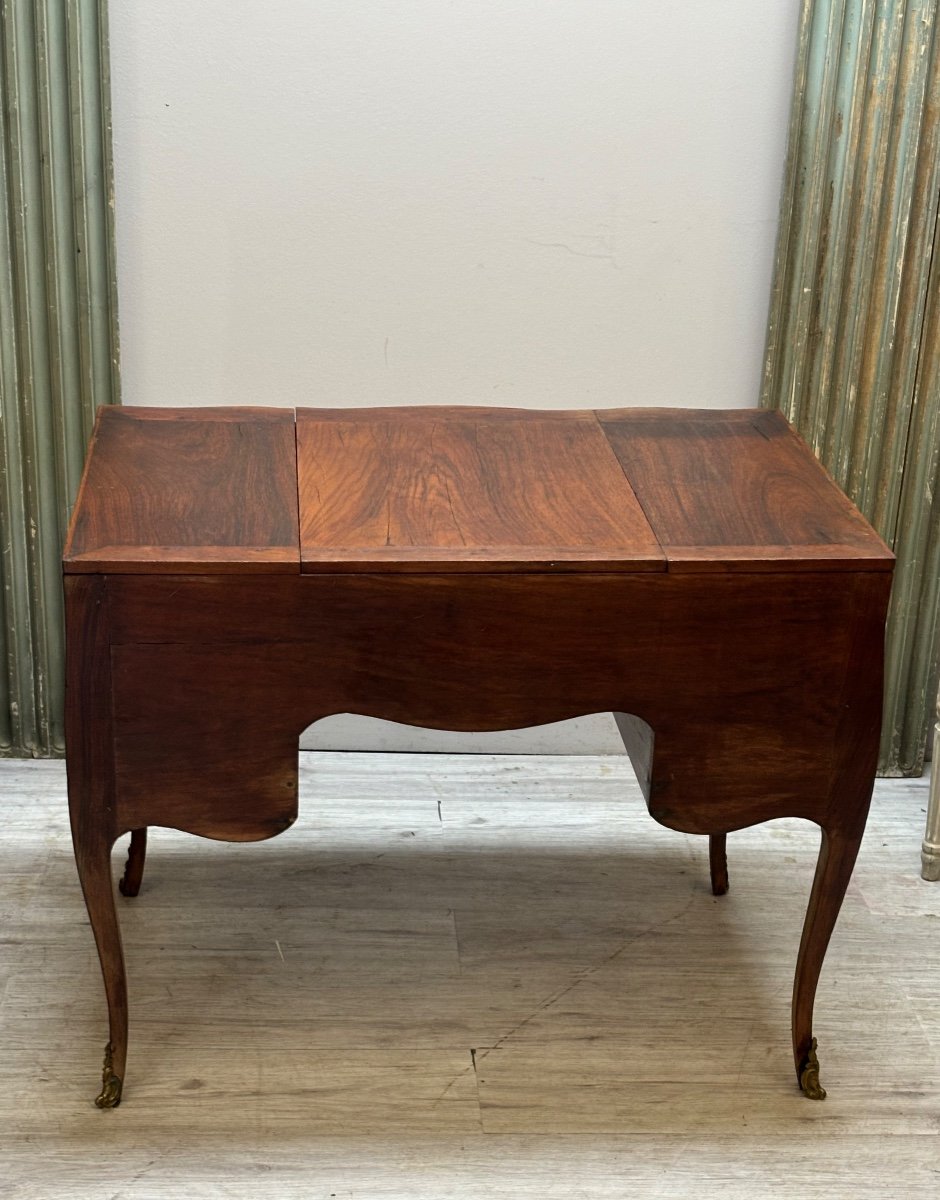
[110, 0, 797, 413]
[109, 1, 798, 752]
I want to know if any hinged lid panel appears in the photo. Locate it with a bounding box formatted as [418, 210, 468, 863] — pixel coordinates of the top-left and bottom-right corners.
[598, 408, 894, 572]
[64, 407, 300, 574]
[296, 406, 665, 573]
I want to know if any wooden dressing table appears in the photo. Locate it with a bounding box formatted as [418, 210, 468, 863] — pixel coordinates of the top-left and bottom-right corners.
[63, 404, 893, 1108]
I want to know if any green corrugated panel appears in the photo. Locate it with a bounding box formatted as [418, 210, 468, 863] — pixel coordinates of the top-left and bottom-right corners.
[763, 0, 940, 776]
[0, 0, 119, 757]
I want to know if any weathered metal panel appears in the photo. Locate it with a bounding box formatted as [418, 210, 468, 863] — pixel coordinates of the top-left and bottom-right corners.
[887, 199, 940, 775]
[0, 0, 119, 756]
[764, 0, 940, 775]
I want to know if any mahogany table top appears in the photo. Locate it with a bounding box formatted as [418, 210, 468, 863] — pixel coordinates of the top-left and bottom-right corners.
[63, 405, 893, 576]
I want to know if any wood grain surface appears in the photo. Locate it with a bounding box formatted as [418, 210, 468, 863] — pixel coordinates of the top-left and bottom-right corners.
[102, 570, 888, 840]
[63, 407, 299, 573]
[64, 405, 896, 575]
[296, 407, 664, 572]
[597, 408, 894, 572]
[64, 574, 129, 1100]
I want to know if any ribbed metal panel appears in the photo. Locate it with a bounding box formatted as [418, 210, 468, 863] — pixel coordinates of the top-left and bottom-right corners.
[0, 0, 119, 756]
[764, 0, 940, 775]
[888, 204, 940, 774]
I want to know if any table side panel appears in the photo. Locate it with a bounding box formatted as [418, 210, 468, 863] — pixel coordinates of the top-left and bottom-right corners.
[296, 408, 664, 572]
[597, 408, 894, 572]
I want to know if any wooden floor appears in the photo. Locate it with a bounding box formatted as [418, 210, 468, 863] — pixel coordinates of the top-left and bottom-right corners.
[0, 753, 937, 1197]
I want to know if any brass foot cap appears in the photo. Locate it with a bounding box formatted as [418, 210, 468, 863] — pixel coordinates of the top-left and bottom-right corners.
[799, 1037, 826, 1100]
[95, 1075, 123, 1108]
[94, 1042, 124, 1108]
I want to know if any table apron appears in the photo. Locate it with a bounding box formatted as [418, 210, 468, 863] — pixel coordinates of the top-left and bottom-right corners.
[94, 572, 889, 841]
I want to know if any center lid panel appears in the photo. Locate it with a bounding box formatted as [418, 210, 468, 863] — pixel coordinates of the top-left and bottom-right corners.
[296, 406, 665, 573]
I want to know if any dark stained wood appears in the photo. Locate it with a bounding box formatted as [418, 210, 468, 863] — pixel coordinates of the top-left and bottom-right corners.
[709, 833, 729, 896]
[105, 571, 878, 838]
[64, 405, 894, 1107]
[792, 828, 865, 1099]
[791, 569, 890, 1090]
[597, 408, 895, 572]
[296, 407, 664, 572]
[64, 575, 128, 1107]
[118, 829, 147, 898]
[63, 406, 299, 574]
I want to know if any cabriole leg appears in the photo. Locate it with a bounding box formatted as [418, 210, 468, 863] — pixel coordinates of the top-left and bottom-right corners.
[119, 828, 148, 897]
[65, 574, 127, 1108]
[71, 824, 128, 1108]
[791, 824, 864, 1100]
[708, 832, 729, 895]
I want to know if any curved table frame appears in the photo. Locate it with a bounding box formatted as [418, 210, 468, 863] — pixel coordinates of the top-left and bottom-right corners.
[66, 566, 889, 1108]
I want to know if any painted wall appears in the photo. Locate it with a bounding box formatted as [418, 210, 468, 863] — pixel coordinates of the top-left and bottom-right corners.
[109, 1, 798, 751]
[110, 0, 797, 413]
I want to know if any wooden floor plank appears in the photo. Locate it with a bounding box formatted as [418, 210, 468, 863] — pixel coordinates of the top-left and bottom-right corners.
[0, 753, 937, 1196]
